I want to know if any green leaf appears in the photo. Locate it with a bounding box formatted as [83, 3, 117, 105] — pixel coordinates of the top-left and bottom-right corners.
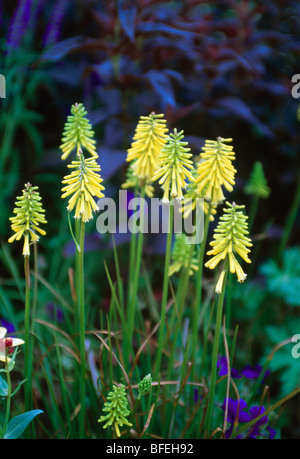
[0, 374, 8, 396]
[260, 247, 300, 306]
[11, 378, 27, 397]
[4, 410, 43, 439]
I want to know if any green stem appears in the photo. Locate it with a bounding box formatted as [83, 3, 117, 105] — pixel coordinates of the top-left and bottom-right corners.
[74, 218, 81, 332]
[278, 174, 300, 260]
[191, 203, 213, 369]
[248, 195, 259, 233]
[24, 255, 32, 414]
[204, 263, 228, 437]
[128, 186, 146, 345]
[166, 251, 193, 383]
[2, 365, 12, 438]
[154, 203, 174, 380]
[127, 190, 137, 306]
[78, 219, 86, 438]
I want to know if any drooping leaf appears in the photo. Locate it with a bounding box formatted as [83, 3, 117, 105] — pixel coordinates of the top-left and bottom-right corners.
[144, 70, 176, 108]
[39, 35, 86, 61]
[137, 21, 198, 38]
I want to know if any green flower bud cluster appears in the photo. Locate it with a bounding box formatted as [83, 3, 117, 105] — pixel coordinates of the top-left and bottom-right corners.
[8, 183, 47, 257]
[138, 374, 152, 397]
[98, 384, 132, 437]
[60, 102, 97, 160]
[244, 161, 271, 199]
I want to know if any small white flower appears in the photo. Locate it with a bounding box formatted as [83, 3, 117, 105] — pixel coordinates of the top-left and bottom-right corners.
[0, 327, 24, 363]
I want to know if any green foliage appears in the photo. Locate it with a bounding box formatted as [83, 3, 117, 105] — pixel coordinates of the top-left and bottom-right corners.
[0, 374, 8, 397]
[230, 279, 266, 320]
[4, 410, 43, 439]
[265, 319, 300, 395]
[260, 247, 300, 306]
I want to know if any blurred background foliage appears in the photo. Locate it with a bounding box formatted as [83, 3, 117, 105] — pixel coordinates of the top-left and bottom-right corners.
[1, 0, 299, 247]
[1, 0, 300, 438]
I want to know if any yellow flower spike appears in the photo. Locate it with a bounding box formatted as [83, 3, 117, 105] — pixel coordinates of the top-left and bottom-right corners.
[153, 128, 194, 203]
[60, 102, 97, 160]
[0, 327, 24, 363]
[205, 201, 252, 291]
[61, 151, 105, 222]
[195, 137, 237, 205]
[126, 112, 168, 180]
[8, 183, 47, 257]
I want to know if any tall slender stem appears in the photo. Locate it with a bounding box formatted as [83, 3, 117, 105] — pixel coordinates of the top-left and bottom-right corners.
[2, 364, 12, 438]
[74, 219, 81, 330]
[154, 203, 174, 380]
[128, 186, 146, 345]
[191, 203, 212, 370]
[204, 264, 228, 437]
[78, 219, 86, 438]
[278, 174, 300, 260]
[248, 195, 259, 233]
[24, 255, 32, 413]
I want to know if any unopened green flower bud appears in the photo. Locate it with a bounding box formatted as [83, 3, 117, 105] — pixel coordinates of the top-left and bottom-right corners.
[138, 374, 152, 397]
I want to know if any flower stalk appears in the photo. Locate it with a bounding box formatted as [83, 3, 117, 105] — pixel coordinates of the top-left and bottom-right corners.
[61, 148, 105, 437]
[154, 202, 174, 380]
[78, 219, 86, 438]
[204, 262, 228, 437]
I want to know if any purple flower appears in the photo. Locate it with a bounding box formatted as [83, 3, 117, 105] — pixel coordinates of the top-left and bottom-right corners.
[43, 0, 68, 47]
[222, 398, 276, 439]
[0, 319, 15, 334]
[241, 364, 270, 383]
[217, 356, 241, 378]
[7, 0, 33, 50]
[46, 303, 64, 323]
[193, 388, 199, 403]
[241, 364, 262, 379]
[267, 426, 276, 439]
[249, 406, 268, 425]
[222, 397, 251, 424]
[247, 406, 268, 438]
